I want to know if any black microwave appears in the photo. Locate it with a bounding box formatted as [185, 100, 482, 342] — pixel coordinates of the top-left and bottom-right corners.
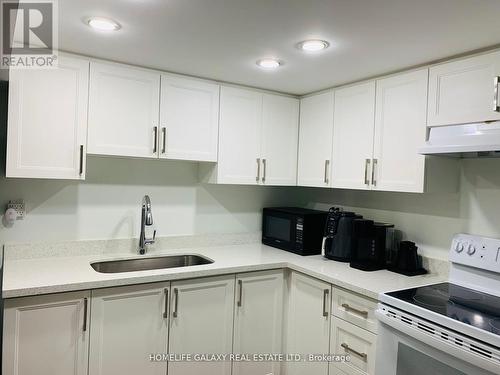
[262, 207, 327, 255]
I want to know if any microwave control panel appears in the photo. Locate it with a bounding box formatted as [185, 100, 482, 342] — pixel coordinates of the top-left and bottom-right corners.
[295, 218, 304, 245]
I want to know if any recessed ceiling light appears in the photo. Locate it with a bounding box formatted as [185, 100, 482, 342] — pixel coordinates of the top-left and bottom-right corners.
[297, 40, 329, 52]
[86, 17, 121, 31]
[256, 58, 282, 69]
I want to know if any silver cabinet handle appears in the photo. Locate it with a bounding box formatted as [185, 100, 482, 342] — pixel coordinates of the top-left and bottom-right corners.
[173, 288, 179, 318]
[324, 160, 330, 184]
[341, 343, 367, 360]
[322, 289, 329, 317]
[256, 158, 261, 182]
[262, 159, 266, 183]
[494, 76, 500, 112]
[364, 159, 370, 185]
[163, 288, 169, 318]
[82, 297, 88, 332]
[237, 279, 243, 307]
[161, 127, 166, 154]
[341, 303, 369, 318]
[79, 145, 84, 176]
[371, 159, 377, 186]
[153, 126, 158, 154]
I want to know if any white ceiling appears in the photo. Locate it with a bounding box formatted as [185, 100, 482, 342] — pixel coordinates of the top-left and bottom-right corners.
[59, 0, 500, 95]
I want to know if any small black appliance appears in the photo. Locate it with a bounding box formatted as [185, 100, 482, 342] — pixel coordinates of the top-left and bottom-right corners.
[323, 207, 362, 261]
[262, 207, 327, 255]
[350, 219, 394, 271]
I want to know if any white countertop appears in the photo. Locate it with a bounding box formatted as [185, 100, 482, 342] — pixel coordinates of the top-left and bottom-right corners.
[2, 242, 447, 300]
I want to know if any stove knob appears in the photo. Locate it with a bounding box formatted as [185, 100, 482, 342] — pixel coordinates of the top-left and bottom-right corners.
[455, 242, 464, 253]
[467, 244, 476, 255]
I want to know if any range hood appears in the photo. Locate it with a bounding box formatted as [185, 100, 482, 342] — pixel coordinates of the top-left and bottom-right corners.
[419, 122, 500, 158]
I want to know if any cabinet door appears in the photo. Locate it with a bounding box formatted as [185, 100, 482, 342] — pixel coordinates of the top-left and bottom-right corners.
[297, 91, 334, 187]
[88, 62, 160, 158]
[159, 75, 219, 161]
[3, 291, 90, 375]
[428, 51, 500, 126]
[169, 275, 235, 375]
[6, 55, 89, 179]
[233, 270, 284, 375]
[372, 69, 428, 193]
[261, 94, 299, 186]
[332, 82, 376, 190]
[217, 86, 262, 184]
[286, 272, 331, 375]
[89, 283, 169, 375]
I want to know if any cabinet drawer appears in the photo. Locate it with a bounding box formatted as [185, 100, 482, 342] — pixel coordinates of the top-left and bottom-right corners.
[332, 288, 378, 333]
[331, 317, 376, 375]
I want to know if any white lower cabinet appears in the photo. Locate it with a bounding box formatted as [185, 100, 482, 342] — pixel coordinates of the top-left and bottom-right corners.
[330, 317, 377, 375]
[286, 272, 332, 375]
[233, 269, 284, 375]
[2, 291, 90, 375]
[88, 283, 170, 375]
[168, 275, 235, 375]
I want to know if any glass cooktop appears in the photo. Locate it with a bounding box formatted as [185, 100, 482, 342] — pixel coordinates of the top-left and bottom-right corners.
[386, 282, 500, 336]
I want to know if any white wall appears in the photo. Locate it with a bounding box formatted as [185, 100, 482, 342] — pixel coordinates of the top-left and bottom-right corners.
[293, 158, 500, 260]
[2, 155, 500, 261]
[0, 156, 297, 244]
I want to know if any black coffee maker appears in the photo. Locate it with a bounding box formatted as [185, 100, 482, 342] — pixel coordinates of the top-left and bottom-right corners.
[350, 219, 394, 271]
[323, 207, 362, 262]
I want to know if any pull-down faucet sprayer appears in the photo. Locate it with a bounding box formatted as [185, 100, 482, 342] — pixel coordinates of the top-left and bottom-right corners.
[139, 195, 156, 254]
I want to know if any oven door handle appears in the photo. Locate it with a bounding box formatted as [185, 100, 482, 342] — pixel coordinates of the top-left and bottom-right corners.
[375, 308, 500, 374]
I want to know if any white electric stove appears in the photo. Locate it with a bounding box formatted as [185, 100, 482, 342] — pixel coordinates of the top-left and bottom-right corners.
[375, 233, 500, 375]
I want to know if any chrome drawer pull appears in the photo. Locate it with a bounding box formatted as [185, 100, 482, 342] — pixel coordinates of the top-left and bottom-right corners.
[364, 159, 370, 185]
[237, 279, 243, 307]
[371, 158, 377, 186]
[322, 289, 329, 317]
[256, 158, 261, 182]
[341, 303, 369, 318]
[262, 159, 266, 183]
[324, 160, 330, 184]
[153, 126, 158, 154]
[173, 288, 179, 318]
[341, 343, 367, 360]
[494, 76, 500, 112]
[163, 288, 169, 318]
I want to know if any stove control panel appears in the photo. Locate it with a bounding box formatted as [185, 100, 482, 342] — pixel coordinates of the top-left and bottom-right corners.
[450, 233, 500, 273]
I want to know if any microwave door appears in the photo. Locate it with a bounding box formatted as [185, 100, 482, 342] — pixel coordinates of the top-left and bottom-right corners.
[263, 214, 296, 251]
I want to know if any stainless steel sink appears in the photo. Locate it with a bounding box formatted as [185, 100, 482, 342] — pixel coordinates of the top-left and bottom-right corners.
[91, 254, 214, 273]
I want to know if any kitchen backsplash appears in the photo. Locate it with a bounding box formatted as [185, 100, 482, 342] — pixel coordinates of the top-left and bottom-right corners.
[2, 155, 500, 261]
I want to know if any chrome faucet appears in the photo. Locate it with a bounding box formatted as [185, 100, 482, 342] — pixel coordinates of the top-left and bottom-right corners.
[139, 195, 156, 254]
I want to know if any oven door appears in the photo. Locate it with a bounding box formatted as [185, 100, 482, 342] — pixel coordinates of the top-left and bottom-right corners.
[262, 210, 297, 251]
[375, 306, 499, 375]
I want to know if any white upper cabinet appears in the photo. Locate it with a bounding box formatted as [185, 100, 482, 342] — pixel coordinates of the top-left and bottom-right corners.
[373, 69, 428, 193]
[168, 275, 235, 375]
[3, 291, 90, 375]
[88, 62, 161, 158]
[332, 82, 376, 190]
[297, 91, 334, 187]
[159, 75, 219, 161]
[89, 283, 169, 375]
[428, 51, 500, 126]
[261, 94, 299, 186]
[217, 86, 263, 184]
[6, 55, 89, 179]
[233, 270, 284, 375]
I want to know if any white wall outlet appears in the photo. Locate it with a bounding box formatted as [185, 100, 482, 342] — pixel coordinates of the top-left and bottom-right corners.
[6, 199, 25, 219]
